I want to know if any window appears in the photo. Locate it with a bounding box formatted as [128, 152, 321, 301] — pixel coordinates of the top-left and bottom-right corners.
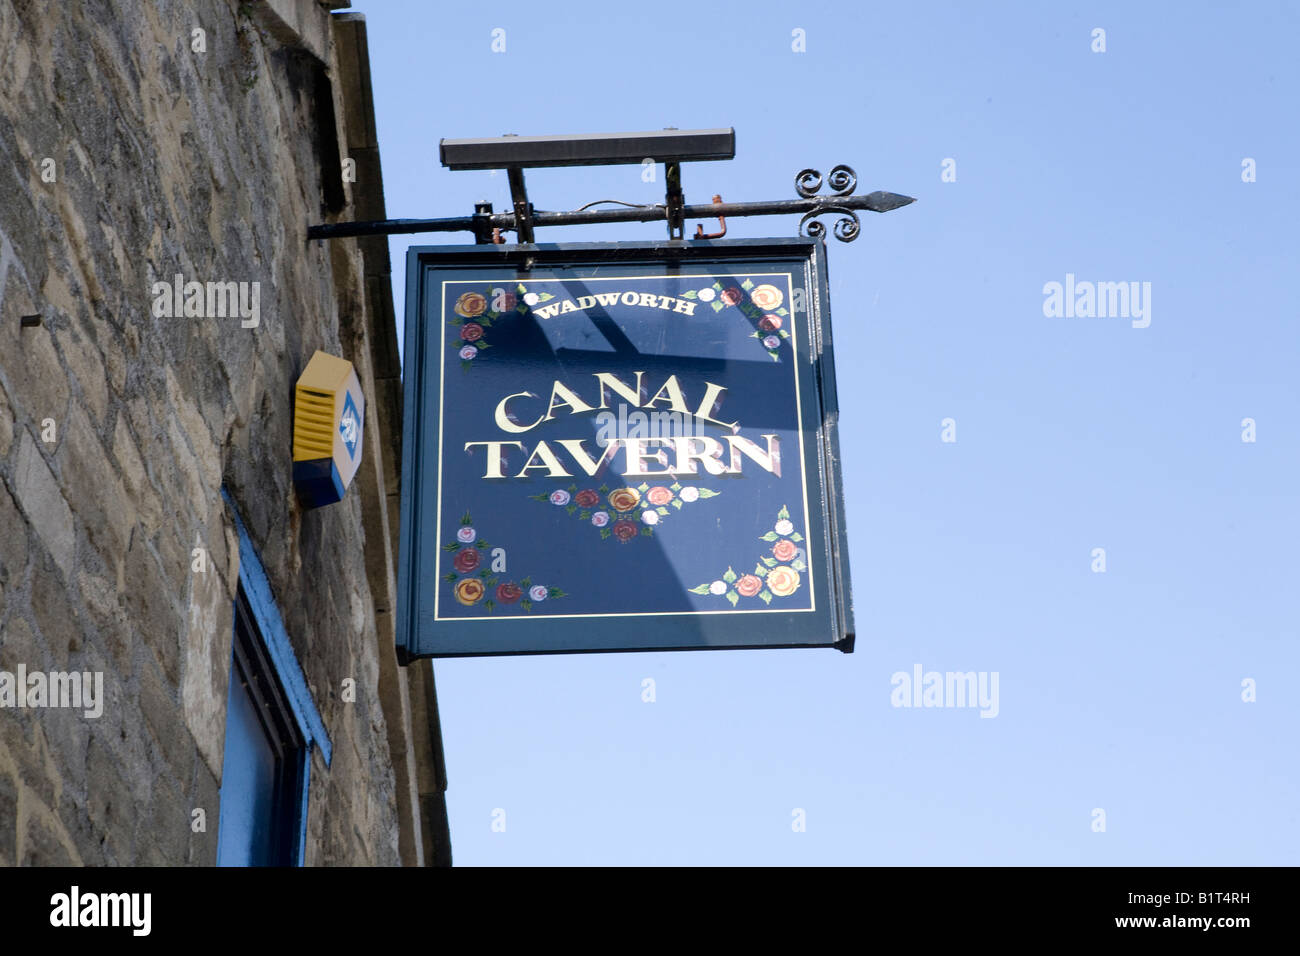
[216, 490, 332, 866]
[216, 585, 308, 866]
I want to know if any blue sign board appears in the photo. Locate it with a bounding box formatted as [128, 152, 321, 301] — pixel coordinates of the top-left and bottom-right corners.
[397, 239, 853, 658]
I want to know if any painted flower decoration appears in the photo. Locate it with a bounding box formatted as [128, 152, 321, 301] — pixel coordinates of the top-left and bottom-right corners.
[766, 566, 801, 597]
[455, 578, 485, 606]
[455, 292, 488, 318]
[646, 486, 673, 507]
[772, 539, 798, 563]
[689, 505, 806, 606]
[443, 511, 566, 613]
[513, 284, 556, 314]
[749, 284, 783, 311]
[684, 280, 733, 313]
[450, 287, 497, 369]
[452, 283, 554, 371]
[608, 487, 641, 512]
[695, 277, 789, 362]
[532, 481, 718, 541]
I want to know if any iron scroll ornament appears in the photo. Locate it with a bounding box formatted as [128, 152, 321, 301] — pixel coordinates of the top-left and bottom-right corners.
[796, 165, 862, 243]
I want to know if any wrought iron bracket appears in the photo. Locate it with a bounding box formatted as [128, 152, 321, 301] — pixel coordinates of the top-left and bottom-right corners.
[664, 161, 685, 240]
[471, 200, 494, 245]
[506, 167, 535, 243]
[309, 164, 913, 244]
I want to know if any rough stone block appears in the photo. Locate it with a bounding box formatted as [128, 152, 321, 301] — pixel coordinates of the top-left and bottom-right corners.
[10, 430, 74, 580]
[0, 384, 12, 458]
[138, 657, 194, 787]
[84, 732, 137, 867]
[138, 772, 189, 865]
[113, 415, 162, 536]
[0, 480, 30, 599]
[0, 765, 16, 865]
[19, 801, 80, 866]
[31, 552, 80, 665]
[60, 322, 109, 427]
[182, 552, 232, 781]
[0, 614, 46, 679]
[3, 719, 60, 834]
[188, 754, 220, 865]
[76, 569, 132, 675]
[0, 280, 70, 435]
[56, 403, 130, 578]
[123, 533, 181, 685]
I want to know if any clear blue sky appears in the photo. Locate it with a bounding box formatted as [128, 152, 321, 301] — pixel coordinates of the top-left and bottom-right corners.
[364, 0, 1298, 865]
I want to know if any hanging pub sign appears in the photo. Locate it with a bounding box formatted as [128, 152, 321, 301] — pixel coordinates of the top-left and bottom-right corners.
[396, 239, 854, 659]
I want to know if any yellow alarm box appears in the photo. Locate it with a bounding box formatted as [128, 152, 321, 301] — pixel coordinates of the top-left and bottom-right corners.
[293, 350, 365, 507]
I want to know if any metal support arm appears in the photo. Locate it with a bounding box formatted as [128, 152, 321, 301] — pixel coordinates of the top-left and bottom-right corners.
[308, 165, 913, 243]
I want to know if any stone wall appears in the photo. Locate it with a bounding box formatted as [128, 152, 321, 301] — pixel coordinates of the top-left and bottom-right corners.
[0, 0, 427, 865]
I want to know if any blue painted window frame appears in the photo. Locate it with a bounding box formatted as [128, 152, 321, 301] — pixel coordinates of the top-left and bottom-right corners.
[219, 488, 332, 865]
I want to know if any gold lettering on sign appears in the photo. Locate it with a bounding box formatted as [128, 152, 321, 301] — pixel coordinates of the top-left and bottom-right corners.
[466, 371, 782, 480]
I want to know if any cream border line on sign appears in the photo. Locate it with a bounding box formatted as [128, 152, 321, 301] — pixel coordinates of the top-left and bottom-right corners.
[431, 270, 816, 623]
